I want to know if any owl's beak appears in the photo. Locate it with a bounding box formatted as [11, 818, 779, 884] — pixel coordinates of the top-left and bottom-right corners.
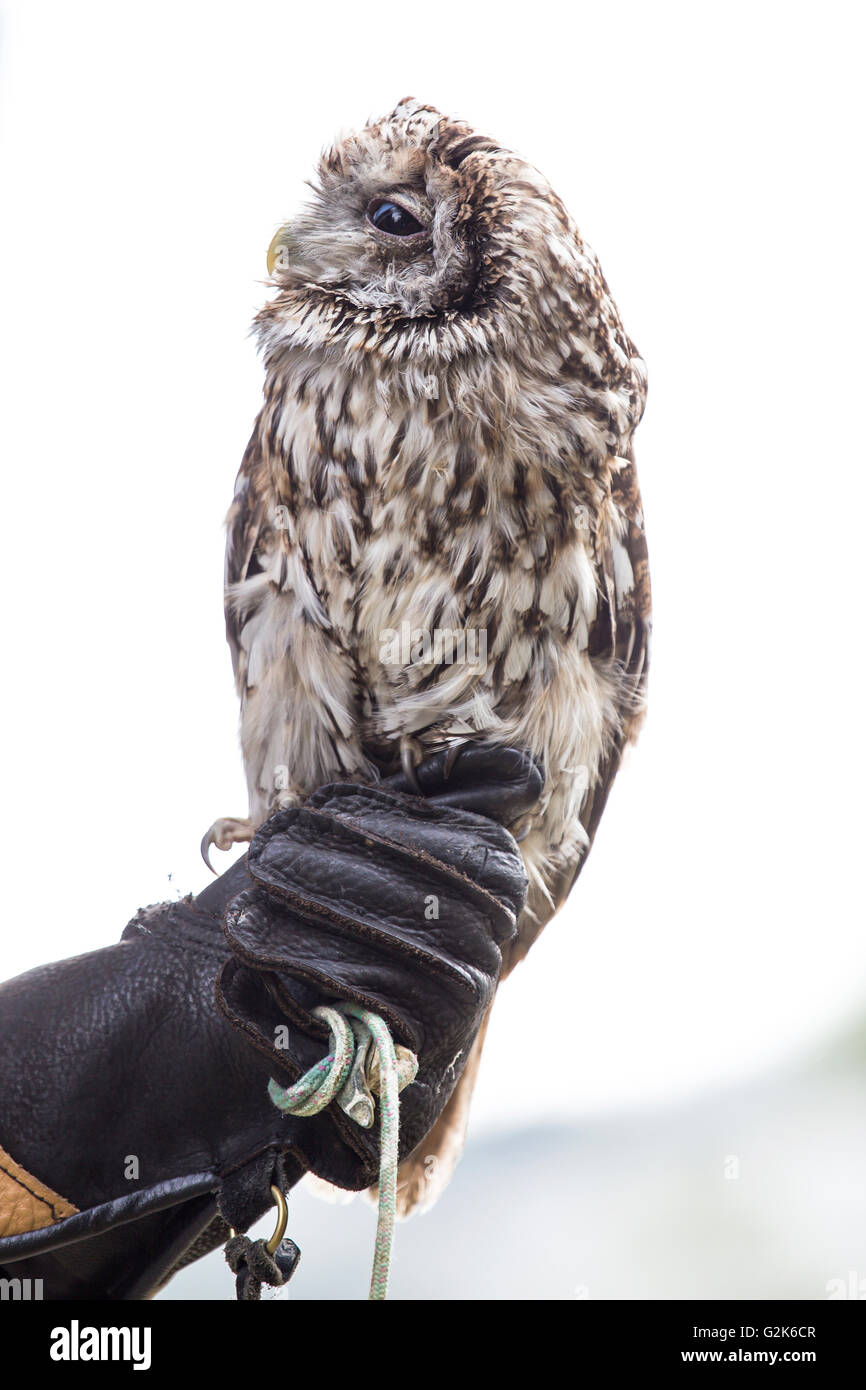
[267, 224, 295, 277]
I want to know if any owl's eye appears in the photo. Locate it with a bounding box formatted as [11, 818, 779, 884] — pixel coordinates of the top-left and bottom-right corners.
[367, 198, 425, 238]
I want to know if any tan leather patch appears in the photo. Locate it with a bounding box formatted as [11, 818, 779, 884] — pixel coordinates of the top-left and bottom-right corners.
[0, 1142, 78, 1237]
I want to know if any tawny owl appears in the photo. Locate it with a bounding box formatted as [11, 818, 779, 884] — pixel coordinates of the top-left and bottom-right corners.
[204, 98, 651, 1215]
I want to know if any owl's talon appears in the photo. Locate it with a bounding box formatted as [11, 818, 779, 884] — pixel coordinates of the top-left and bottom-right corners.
[200, 817, 255, 873]
[200, 832, 218, 875]
[442, 743, 464, 781]
[400, 736, 424, 794]
[510, 813, 534, 844]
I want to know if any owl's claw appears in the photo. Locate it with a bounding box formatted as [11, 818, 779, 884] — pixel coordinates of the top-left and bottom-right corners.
[401, 737, 465, 791]
[442, 742, 464, 781]
[200, 817, 255, 874]
[200, 828, 218, 872]
[400, 736, 424, 794]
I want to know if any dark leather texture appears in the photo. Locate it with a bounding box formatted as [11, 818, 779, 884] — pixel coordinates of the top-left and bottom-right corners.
[0, 744, 541, 1298]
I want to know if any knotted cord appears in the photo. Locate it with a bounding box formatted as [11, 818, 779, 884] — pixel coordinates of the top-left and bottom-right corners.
[267, 1003, 418, 1300]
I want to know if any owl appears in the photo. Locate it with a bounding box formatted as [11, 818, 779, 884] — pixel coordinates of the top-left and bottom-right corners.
[203, 98, 651, 1215]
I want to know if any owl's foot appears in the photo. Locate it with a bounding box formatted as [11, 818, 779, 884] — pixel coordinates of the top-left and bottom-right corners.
[200, 816, 255, 874]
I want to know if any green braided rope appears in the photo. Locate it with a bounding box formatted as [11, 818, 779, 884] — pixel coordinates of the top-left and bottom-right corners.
[267, 1003, 416, 1301]
[342, 1003, 400, 1301]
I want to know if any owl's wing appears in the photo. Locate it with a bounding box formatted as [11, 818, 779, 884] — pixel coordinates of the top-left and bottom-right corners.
[562, 449, 652, 904]
[502, 447, 651, 977]
[224, 428, 273, 694]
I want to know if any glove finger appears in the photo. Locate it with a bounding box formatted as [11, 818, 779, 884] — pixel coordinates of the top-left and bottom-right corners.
[303, 783, 527, 925]
[245, 800, 520, 959]
[224, 889, 485, 1053]
[380, 743, 543, 822]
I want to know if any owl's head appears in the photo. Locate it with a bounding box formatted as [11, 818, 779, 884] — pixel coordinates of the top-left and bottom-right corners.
[257, 98, 641, 412]
[265, 100, 482, 323]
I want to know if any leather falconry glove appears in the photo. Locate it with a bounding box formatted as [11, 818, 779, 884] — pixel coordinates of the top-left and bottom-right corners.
[0, 745, 541, 1300]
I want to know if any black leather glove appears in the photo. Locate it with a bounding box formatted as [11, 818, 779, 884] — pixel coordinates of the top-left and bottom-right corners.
[218, 751, 532, 1192]
[0, 746, 541, 1300]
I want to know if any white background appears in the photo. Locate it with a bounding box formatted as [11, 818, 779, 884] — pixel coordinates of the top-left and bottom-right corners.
[1, 0, 864, 1146]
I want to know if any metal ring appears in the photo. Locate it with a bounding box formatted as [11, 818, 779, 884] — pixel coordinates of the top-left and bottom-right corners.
[228, 1184, 288, 1254]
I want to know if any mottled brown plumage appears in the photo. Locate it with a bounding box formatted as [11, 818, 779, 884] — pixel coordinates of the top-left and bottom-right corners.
[206, 99, 651, 1213]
